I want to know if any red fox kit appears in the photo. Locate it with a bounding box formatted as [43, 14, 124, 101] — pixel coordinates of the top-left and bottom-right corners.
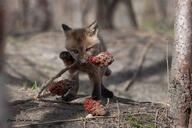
[60, 21, 113, 101]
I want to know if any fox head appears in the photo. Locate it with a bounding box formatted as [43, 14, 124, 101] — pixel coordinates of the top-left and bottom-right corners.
[62, 21, 100, 64]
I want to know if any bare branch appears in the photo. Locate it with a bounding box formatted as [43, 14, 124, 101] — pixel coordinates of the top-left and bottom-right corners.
[124, 41, 154, 91]
[37, 61, 77, 98]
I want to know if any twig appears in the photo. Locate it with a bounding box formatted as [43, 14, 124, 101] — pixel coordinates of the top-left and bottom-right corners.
[83, 120, 86, 128]
[116, 100, 120, 128]
[157, 108, 166, 121]
[165, 107, 168, 119]
[155, 109, 160, 128]
[12, 116, 116, 128]
[37, 62, 77, 98]
[9, 94, 84, 106]
[37, 99, 83, 105]
[105, 98, 110, 109]
[8, 93, 52, 106]
[166, 40, 169, 86]
[9, 94, 90, 107]
[124, 41, 154, 91]
[11, 107, 171, 127]
[122, 112, 152, 117]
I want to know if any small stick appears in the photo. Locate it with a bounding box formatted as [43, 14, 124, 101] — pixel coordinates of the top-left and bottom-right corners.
[166, 40, 170, 87]
[37, 62, 77, 98]
[9, 93, 52, 106]
[105, 98, 110, 108]
[9, 94, 88, 106]
[124, 41, 154, 91]
[83, 120, 86, 128]
[155, 109, 160, 128]
[12, 116, 116, 128]
[37, 99, 83, 105]
[116, 100, 121, 128]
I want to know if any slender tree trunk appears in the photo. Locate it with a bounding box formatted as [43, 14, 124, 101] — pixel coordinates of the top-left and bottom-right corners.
[0, 0, 5, 71]
[153, 0, 167, 22]
[38, 0, 52, 31]
[21, 0, 30, 28]
[166, 0, 175, 25]
[169, 0, 192, 127]
[97, 0, 138, 29]
[71, 0, 82, 27]
[96, 0, 118, 29]
[81, 0, 93, 26]
[0, 2, 8, 127]
[124, 0, 138, 29]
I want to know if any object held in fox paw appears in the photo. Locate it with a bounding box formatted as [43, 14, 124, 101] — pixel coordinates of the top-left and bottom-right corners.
[48, 79, 73, 96]
[59, 51, 75, 65]
[88, 52, 114, 67]
[84, 98, 107, 116]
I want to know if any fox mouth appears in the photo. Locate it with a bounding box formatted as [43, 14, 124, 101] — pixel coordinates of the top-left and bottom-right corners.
[78, 58, 87, 64]
[63, 50, 88, 64]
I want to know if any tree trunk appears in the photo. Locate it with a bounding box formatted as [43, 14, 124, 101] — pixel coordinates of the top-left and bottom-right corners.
[21, 0, 30, 28]
[96, 0, 118, 29]
[153, 0, 167, 22]
[166, 0, 175, 25]
[38, 0, 52, 31]
[124, 0, 138, 29]
[0, 0, 5, 71]
[169, 0, 192, 127]
[81, 0, 93, 26]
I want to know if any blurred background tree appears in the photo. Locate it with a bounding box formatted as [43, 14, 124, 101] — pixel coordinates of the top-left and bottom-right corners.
[0, 0, 5, 71]
[38, 0, 52, 31]
[5, 0, 175, 35]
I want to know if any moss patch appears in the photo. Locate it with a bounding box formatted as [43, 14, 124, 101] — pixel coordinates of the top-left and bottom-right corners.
[127, 113, 156, 128]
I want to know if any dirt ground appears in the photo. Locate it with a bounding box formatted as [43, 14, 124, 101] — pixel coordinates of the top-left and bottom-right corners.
[2, 29, 174, 127]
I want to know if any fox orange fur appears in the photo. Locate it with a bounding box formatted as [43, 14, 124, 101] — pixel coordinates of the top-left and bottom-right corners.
[60, 21, 113, 101]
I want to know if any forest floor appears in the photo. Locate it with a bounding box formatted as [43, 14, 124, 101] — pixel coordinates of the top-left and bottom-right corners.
[2, 29, 174, 127]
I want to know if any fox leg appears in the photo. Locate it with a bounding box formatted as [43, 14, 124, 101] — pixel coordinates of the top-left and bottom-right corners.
[101, 83, 114, 98]
[62, 71, 79, 102]
[88, 70, 102, 100]
[59, 51, 75, 65]
[100, 67, 114, 98]
[59, 51, 79, 102]
[104, 67, 112, 76]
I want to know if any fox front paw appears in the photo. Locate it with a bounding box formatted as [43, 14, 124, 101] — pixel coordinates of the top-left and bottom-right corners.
[59, 51, 75, 65]
[91, 91, 101, 101]
[101, 88, 114, 99]
[104, 68, 112, 76]
[62, 94, 76, 102]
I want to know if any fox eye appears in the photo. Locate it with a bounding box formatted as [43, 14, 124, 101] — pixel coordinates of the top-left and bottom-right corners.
[86, 47, 92, 51]
[86, 46, 95, 51]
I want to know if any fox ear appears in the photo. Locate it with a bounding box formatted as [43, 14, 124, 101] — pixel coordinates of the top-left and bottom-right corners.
[62, 24, 72, 33]
[87, 21, 99, 36]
